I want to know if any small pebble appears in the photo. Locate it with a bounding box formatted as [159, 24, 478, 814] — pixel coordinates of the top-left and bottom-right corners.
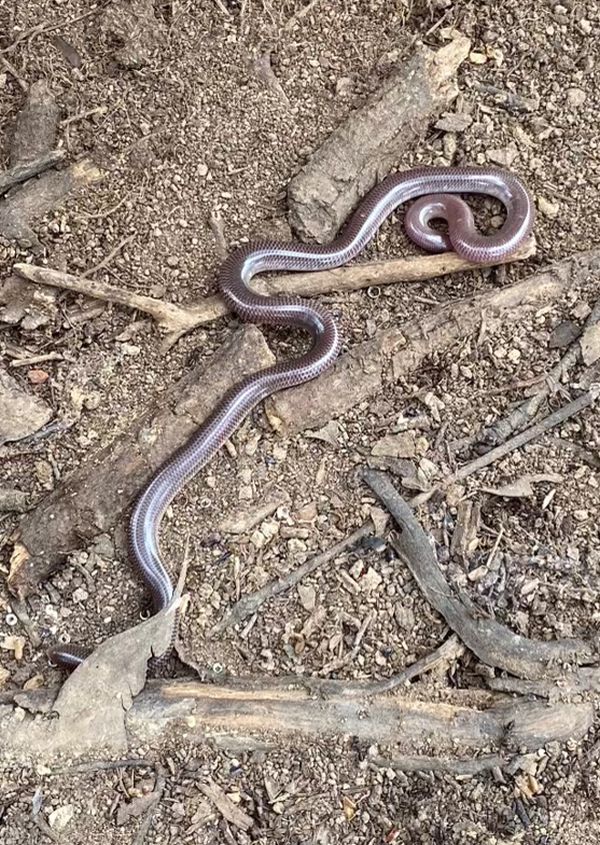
[537, 196, 560, 218]
[48, 805, 75, 831]
[566, 88, 586, 108]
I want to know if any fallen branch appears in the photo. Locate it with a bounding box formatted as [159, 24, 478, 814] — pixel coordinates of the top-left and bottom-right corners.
[357, 633, 464, 696]
[13, 236, 535, 348]
[268, 247, 596, 434]
[487, 668, 600, 700]
[197, 778, 253, 832]
[362, 469, 597, 679]
[0, 677, 593, 764]
[0, 159, 103, 248]
[8, 326, 275, 599]
[474, 297, 600, 449]
[213, 521, 374, 634]
[451, 388, 598, 481]
[287, 34, 471, 242]
[0, 150, 65, 195]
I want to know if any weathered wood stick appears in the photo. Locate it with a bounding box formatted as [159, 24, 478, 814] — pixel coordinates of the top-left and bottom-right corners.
[363, 468, 597, 679]
[13, 235, 536, 347]
[0, 149, 65, 195]
[287, 35, 471, 242]
[7, 326, 275, 599]
[267, 247, 600, 434]
[0, 678, 593, 763]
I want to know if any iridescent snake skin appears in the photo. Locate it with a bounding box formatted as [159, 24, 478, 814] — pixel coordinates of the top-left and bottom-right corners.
[49, 166, 534, 670]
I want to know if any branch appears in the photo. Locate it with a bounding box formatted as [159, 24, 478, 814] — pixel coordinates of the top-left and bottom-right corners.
[13, 236, 535, 348]
[287, 34, 471, 242]
[213, 521, 374, 634]
[7, 326, 275, 599]
[451, 388, 598, 482]
[0, 677, 592, 763]
[474, 297, 600, 449]
[0, 150, 65, 195]
[362, 469, 597, 679]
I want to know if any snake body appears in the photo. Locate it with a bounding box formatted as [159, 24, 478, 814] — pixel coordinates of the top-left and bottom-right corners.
[49, 166, 534, 670]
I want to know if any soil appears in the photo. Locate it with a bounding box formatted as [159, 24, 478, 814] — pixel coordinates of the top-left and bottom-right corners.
[1, 0, 600, 843]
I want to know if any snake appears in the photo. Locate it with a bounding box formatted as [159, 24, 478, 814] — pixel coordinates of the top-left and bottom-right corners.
[48, 166, 534, 670]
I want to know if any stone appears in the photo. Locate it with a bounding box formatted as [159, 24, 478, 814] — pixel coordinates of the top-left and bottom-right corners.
[0, 369, 52, 445]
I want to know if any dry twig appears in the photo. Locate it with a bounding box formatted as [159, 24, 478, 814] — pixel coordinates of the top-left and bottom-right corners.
[475, 298, 600, 449]
[363, 468, 597, 679]
[0, 150, 64, 194]
[452, 389, 598, 481]
[213, 522, 373, 633]
[13, 236, 534, 348]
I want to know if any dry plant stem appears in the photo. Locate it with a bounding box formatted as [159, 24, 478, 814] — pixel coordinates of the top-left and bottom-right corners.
[306, 633, 465, 698]
[82, 234, 135, 278]
[487, 668, 600, 699]
[362, 469, 596, 679]
[359, 633, 464, 696]
[0, 8, 101, 55]
[0, 150, 64, 194]
[213, 521, 373, 634]
[477, 297, 600, 448]
[197, 779, 253, 831]
[12, 237, 535, 347]
[453, 389, 598, 481]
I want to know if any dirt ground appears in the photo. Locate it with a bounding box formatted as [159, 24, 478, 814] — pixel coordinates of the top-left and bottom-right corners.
[1, 0, 600, 842]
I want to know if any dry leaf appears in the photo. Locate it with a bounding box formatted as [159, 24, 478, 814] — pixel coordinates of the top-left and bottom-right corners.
[116, 793, 159, 826]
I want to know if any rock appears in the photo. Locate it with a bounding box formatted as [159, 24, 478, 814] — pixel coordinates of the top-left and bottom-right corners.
[537, 196, 560, 219]
[361, 567, 383, 592]
[48, 805, 74, 831]
[581, 324, 600, 365]
[102, 0, 166, 68]
[335, 76, 353, 97]
[469, 51, 487, 64]
[219, 494, 289, 534]
[0, 488, 29, 513]
[371, 431, 416, 459]
[486, 144, 518, 167]
[297, 584, 316, 611]
[0, 275, 58, 329]
[295, 502, 318, 523]
[548, 320, 580, 349]
[0, 370, 52, 445]
[1, 635, 25, 660]
[28, 369, 49, 385]
[566, 88, 586, 108]
[35, 460, 54, 490]
[435, 112, 473, 132]
[287, 538, 308, 557]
